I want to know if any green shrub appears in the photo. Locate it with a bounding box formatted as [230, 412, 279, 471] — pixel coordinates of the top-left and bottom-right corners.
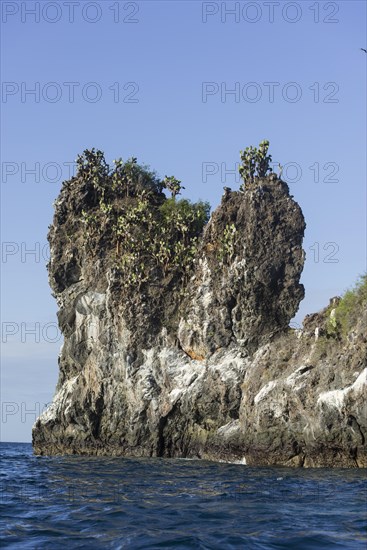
[326, 274, 367, 338]
[72, 149, 211, 289]
[162, 176, 184, 199]
[239, 140, 273, 189]
[155, 198, 210, 276]
[114, 197, 210, 286]
[336, 274, 367, 333]
[112, 157, 162, 198]
[218, 223, 237, 265]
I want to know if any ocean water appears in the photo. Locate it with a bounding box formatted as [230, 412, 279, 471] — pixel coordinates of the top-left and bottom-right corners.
[1, 443, 366, 549]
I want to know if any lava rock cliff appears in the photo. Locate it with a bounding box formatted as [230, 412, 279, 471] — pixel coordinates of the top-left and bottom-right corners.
[33, 156, 366, 467]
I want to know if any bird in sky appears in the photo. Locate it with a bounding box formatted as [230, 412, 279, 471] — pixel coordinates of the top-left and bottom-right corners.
[361, 48, 367, 53]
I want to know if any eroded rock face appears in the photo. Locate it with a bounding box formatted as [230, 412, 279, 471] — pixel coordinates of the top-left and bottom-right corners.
[33, 174, 367, 467]
[178, 179, 305, 357]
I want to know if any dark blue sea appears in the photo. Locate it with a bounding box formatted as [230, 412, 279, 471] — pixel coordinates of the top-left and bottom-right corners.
[1, 443, 366, 549]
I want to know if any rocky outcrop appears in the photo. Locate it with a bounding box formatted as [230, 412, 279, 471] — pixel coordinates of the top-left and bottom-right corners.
[33, 164, 367, 467]
[178, 178, 305, 357]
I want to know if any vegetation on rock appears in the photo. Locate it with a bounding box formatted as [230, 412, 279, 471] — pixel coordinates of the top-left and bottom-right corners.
[218, 223, 237, 265]
[74, 149, 210, 288]
[162, 175, 185, 199]
[51, 145, 303, 351]
[239, 139, 274, 189]
[326, 274, 367, 339]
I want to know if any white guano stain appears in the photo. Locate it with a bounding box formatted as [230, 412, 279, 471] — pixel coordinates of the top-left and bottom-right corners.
[317, 368, 366, 411]
[254, 380, 277, 404]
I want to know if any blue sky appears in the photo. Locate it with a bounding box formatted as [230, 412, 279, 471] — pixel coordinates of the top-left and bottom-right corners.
[1, 0, 366, 442]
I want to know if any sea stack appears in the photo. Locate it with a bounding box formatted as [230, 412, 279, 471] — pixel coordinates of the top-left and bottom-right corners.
[33, 152, 366, 467]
